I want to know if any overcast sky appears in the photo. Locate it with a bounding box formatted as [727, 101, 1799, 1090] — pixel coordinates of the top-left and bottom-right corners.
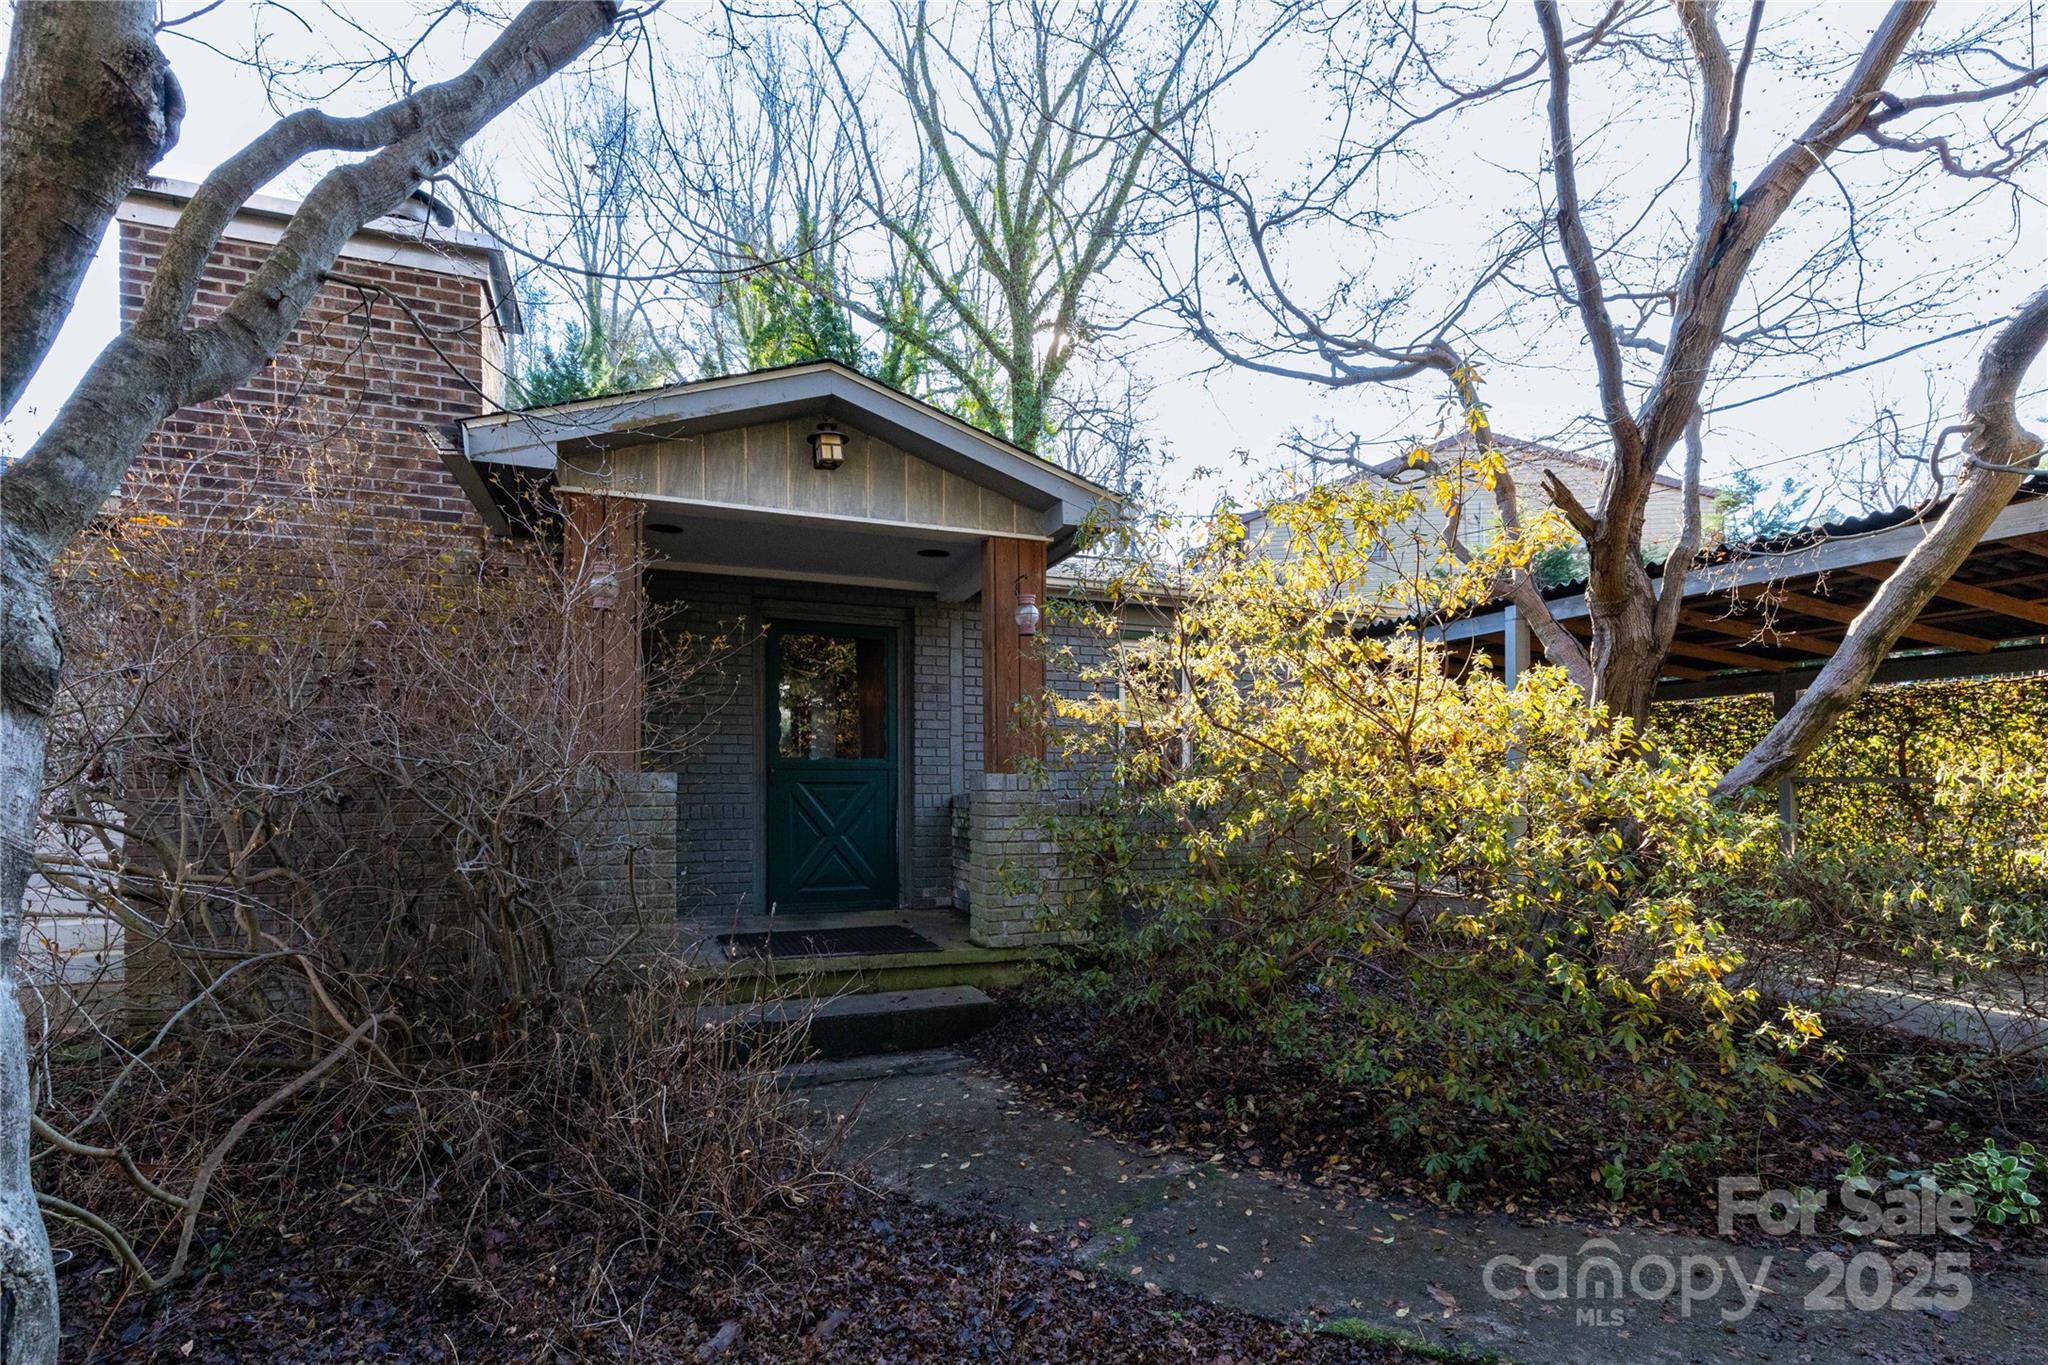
[5, 1, 2043, 531]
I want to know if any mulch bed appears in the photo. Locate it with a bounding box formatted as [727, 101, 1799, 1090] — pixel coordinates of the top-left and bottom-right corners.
[59, 1187, 1414, 1362]
[969, 994, 2047, 1252]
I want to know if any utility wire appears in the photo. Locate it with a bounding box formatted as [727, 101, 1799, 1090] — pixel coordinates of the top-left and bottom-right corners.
[1703, 318, 2013, 416]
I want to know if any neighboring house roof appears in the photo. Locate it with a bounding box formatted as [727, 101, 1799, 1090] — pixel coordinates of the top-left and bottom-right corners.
[1417, 432, 1708, 492]
[1047, 549, 1189, 605]
[1239, 431, 1719, 532]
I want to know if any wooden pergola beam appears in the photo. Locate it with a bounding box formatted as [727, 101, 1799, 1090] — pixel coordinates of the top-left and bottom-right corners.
[1659, 641, 2048, 702]
[1558, 612, 1772, 678]
[1845, 561, 2048, 630]
[1662, 635, 1794, 672]
[1735, 583, 1995, 654]
[1465, 625, 1710, 680]
[1679, 608, 1837, 658]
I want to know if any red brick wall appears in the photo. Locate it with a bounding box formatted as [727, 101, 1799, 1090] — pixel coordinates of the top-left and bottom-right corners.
[117, 220, 498, 540]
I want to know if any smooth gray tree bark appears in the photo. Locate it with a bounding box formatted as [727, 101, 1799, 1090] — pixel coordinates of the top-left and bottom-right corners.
[0, 5, 620, 1360]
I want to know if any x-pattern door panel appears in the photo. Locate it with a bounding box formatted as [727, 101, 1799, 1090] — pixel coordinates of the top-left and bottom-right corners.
[765, 623, 899, 911]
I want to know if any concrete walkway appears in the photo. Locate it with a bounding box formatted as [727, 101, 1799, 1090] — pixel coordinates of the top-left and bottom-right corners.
[796, 1052, 2046, 1365]
[1758, 956, 2048, 1056]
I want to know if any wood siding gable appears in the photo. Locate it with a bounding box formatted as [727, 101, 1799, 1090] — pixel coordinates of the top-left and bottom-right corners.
[558, 418, 1044, 540]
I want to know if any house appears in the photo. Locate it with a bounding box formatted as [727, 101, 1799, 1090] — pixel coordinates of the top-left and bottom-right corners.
[1240, 433, 1716, 594]
[451, 363, 1125, 949]
[107, 179, 1135, 971]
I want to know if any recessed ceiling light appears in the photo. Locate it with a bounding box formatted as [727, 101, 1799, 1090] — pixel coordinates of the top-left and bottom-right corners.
[917, 547, 951, 559]
[647, 522, 684, 535]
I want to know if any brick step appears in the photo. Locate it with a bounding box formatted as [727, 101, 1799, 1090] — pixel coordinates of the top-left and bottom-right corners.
[707, 986, 1000, 1061]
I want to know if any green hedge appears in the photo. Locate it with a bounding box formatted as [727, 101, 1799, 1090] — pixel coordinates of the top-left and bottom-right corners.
[1659, 677, 2048, 966]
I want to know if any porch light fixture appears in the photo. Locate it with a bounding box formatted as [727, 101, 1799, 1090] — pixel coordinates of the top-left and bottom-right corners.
[1013, 580, 1041, 636]
[808, 422, 847, 471]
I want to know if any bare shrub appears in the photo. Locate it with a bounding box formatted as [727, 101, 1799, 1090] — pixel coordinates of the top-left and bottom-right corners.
[34, 436, 743, 1031]
[398, 967, 839, 1290]
[22, 433, 820, 1303]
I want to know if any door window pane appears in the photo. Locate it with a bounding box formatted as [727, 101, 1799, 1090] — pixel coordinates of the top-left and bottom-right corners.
[777, 632, 886, 759]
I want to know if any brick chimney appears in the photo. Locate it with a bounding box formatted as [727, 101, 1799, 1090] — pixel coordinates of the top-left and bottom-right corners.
[115, 177, 522, 541]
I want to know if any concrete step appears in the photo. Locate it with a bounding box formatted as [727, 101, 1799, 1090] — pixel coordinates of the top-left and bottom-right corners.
[687, 948, 1034, 1000]
[677, 913, 1038, 1000]
[711, 986, 1000, 1061]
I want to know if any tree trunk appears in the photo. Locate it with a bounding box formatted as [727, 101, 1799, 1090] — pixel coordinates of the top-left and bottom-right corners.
[0, 1, 181, 418]
[0, 607, 60, 1365]
[0, 562, 59, 1363]
[1578, 491, 1664, 730]
[1533, 0, 1935, 732]
[0, 6, 181, 1353]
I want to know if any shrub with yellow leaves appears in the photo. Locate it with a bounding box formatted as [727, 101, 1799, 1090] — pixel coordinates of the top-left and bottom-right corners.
[1038, 479, 1811, 1196]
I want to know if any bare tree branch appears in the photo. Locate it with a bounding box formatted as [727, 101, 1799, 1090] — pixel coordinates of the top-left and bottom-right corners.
[1536, 0, 1636, 451]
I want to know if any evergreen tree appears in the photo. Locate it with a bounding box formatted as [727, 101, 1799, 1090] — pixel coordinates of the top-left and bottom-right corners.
[516, 277, 677, 407]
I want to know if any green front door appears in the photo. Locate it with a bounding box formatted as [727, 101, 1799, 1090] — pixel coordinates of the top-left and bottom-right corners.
[765, 622, 900, 912]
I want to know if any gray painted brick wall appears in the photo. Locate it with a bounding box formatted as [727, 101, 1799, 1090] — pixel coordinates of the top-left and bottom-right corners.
[568, 770, 681, 978]
[647, 572, 992, 919]
[962, 772, 1083, 947]
[643, 570, 1125, 926]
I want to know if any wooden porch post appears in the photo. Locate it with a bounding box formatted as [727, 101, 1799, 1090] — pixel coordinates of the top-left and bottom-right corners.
[561, 492, 644, 768]
[981, 535, 1048, 773]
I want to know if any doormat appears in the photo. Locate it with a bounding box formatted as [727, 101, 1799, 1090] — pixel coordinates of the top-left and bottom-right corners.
[723, 924, 943, 960]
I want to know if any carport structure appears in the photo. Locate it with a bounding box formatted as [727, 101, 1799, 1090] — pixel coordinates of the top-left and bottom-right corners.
[1436, 477, 2048, 839]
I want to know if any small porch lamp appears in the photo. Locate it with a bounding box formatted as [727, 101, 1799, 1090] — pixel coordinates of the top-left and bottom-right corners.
[808, 422, 847, 471]
[1013, 579, 1041, 636]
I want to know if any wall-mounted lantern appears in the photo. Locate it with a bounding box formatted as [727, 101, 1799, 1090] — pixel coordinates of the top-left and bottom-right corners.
[808, 422, 847, 471]
[1013, 582, 1041, 636]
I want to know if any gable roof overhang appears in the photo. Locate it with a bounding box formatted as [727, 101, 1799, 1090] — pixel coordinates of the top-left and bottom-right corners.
[454, 362, 1111, 566]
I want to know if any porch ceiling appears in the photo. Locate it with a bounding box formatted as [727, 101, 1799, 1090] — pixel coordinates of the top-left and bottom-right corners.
[642, 502, 989, 595]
